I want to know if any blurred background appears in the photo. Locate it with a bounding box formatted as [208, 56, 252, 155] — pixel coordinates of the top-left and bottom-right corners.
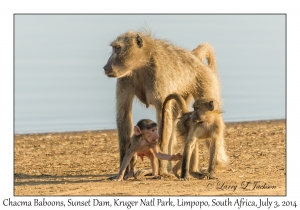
[14, 14, 285, 134]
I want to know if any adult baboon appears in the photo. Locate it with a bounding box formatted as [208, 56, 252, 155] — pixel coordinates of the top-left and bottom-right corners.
[162, 94, 229, 180]
[103, 30, 219, 175]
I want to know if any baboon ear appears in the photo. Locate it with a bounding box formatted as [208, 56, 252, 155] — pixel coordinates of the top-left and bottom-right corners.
[136, 34, 143, 48]
[208, 101, 214, 111]
[134, 126, 142, 135]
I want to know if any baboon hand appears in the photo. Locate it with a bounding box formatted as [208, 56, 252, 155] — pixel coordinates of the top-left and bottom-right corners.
[170, 153, 182, 161]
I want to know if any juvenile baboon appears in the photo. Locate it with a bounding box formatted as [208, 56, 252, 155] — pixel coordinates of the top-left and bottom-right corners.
[162, 94, 229, 180]
[113, 119, 182, 181]
[103, 30, 219, 175]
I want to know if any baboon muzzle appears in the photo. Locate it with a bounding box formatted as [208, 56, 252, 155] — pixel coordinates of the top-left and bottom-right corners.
[190, 111, 199, 122]
[103, 65, 115, 77]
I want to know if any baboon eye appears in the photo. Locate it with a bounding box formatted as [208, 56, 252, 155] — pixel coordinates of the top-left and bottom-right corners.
[136, 34, 143, 48]
[113, 46, 121, 52]
[208, 101, 214, 111]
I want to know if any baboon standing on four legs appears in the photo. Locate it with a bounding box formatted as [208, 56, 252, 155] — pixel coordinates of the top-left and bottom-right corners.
[103, 30, 220, 176]
[162, 94, 229, 180]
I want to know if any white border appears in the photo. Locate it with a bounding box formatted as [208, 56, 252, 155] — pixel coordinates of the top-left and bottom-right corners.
[1, 0, 298, 209]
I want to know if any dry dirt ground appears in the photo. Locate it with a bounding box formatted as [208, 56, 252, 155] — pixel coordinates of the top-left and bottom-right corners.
[14, 120, 286, 196]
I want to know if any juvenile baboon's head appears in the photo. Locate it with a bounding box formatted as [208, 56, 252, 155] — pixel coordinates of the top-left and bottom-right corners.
[190, 98, 220, 123]
[103, 31, 148, 78]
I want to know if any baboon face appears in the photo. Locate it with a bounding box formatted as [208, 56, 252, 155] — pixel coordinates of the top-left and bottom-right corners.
[134, 119, 158, 144]
[103, 32, 145, 78]
[142, 127, 159, 144]
[190, 99, 215, 123]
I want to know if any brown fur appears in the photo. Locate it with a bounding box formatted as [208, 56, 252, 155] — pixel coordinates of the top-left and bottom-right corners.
[163, 94, 229, 180]
[113, 119, 182, 181]
[161, 94, 200, 174]
[103, 30, 219, 175]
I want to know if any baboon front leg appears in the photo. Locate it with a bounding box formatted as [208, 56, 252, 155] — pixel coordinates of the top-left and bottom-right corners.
[116, 81, 134, 172]
[117, 113, 133, 168]
[190, 141, 199, 172]
[180, 137, 197, 181]
[189, 141, 203, 179]
[207, 139, 217, 179]
[149, 151, 161, 179]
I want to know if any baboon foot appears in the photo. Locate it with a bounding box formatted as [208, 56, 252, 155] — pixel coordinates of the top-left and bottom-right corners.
[107, 175, 118, 180]
[172, 163, 181, 178]
[179, 176, 190, 181]
[179, 174, 190, 181]
[134, 169, 152, 178]
[112, 178, 123, 181]
[188, 170, 211, 179]
[208, 171, 217, 180]
[124, 170, 137, 180]
[172, 168, 180, 179]
[110, 175, 123, 181]
[123, 171, 137, 180]
[159, 172, 176, 178]
[197, 168, 215, 179]
[189, 171, 205, 179]
[151, 175, 162, 180]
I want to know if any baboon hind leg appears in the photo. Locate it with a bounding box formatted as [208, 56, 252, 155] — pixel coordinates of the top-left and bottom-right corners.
[124, 154, 138, 180]
[158, 101, 176, 177]
[172, 160, 182, 178]
[167, 127, 177, 172]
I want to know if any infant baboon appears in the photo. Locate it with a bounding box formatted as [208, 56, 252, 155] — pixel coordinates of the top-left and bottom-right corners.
[113, 119, 182, 181]
[103, 30, 220, 175]
[162, 94, 229, 180]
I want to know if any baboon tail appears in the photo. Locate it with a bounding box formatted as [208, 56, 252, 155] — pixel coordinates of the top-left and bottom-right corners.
[161, 94, 189, 144]
[192, 43, 217, 73]
[215, 136, 229, 169]
[162, 94, 189, 116]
